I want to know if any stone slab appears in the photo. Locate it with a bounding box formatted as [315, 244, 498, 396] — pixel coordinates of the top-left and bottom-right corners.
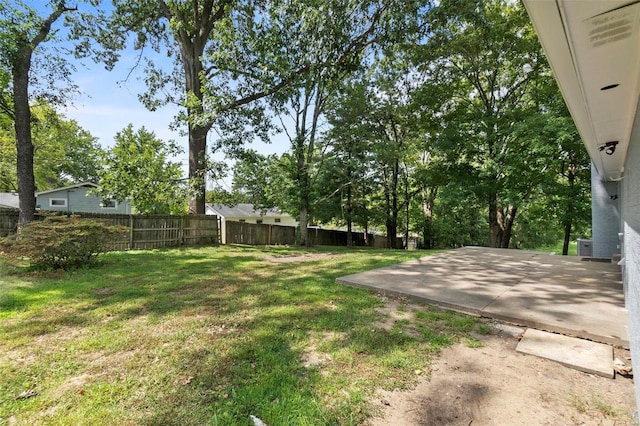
[516, 328, 613, 378]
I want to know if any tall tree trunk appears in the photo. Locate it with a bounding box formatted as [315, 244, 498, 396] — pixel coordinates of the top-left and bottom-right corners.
[488, 192, 500, 248]
[298, 206, 309, 247]
[422, 187, 436, 249]
[404, 174, 409, 249]
[383, 181, 392, 248]
[11, 3, 71, 225]
[171, 5, 214, 215]
[386, 218, 397, 249]
[188, 124, 208, 214]
[489, 192, 517, 248]
[294, 128, 311, 247]
[562, 220, 572, 255]
[346, 184, 353, 246]
[389, 160, 399, 249]
[14, 56, 36, 226]
[500, 206, 517, 248]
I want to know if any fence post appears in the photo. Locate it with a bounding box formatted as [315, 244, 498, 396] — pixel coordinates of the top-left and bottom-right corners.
[129, 215, 134, 250]
[180, 215, 185, 246]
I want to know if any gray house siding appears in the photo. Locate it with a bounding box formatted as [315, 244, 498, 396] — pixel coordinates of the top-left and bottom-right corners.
[623, 106, 640, 406]
[36, 185, 131, 214]
[591, 164, 622, 258]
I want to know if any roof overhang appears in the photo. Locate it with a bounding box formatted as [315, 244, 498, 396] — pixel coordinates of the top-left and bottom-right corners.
[523, 0, 640, 181]
[35, 182, 98, 196]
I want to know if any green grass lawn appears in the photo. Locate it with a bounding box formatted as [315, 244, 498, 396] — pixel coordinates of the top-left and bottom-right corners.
[0, 245, 485, 425]
[531, 240, 578, 256]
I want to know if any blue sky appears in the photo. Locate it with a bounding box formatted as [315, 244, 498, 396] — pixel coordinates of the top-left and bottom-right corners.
[63, 61, 179, 149]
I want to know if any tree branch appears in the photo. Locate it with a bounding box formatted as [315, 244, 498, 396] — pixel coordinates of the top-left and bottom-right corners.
[31, 2, 77, 47]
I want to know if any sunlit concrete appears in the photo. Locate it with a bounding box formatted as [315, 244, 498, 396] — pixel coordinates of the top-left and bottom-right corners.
[337, 246, 628, 347]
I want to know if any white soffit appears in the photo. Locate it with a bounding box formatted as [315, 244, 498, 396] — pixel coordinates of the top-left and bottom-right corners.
[523, 0, 640, 181]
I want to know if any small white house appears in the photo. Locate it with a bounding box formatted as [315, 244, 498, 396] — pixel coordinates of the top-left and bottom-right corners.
[206, 203, 297, 244]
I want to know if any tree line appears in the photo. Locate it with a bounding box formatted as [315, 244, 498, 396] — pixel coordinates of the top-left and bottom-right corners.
[0, 0, 590, 252]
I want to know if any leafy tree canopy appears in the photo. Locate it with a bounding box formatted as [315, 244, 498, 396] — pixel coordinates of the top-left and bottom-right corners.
[97, 124, 188, 214]
[0, 103, 103, 192]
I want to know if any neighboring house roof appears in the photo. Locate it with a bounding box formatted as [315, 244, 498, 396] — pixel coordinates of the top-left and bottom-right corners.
[206, 203, 290, 219]
[35, 182, 98, 196]
[0, 192, 20, 209]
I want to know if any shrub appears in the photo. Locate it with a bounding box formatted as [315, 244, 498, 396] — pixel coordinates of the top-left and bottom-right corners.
[0, 215, 127, 270]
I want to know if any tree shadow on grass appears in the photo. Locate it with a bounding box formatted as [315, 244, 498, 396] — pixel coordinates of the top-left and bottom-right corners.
[0, 246, 431, 425]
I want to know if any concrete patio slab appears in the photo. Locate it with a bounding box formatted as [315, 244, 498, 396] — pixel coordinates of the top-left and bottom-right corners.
[337, 246, 628, 347]
[516, 329, 613, 378]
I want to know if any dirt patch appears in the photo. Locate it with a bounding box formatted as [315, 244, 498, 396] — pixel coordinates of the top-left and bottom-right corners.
[51, 373, 97, 399]
[368, 328, 637, 425]
[373, 296, 416, 331]
[264, 253, 337, 263]
[301, 332, 336, 369]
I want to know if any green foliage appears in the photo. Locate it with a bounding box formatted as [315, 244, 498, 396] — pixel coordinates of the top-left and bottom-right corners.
[0, 103, 103, 192]
[231, 150, 286, 210]
[1, 215, 126, 270]
[222, 0, 591, 252]
[0, 0, 85, 223]
[0, 1, 80, 108]
[98, 125, 188, 215]
[414, 0, 551, 248]
[205, 187, 250, 205]
[431, 185, 488, 248]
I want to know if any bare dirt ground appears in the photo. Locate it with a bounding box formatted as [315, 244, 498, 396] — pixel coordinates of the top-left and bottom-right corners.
[368, 298, 637, 426]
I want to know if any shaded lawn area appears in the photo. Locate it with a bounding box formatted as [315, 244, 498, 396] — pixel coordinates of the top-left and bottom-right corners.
[1, 245, 486, 425]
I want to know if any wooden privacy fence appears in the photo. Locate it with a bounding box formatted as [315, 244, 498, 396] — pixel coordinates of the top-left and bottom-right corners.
[0, 210, 219, 251]
[308, 227, 401, 248]
[226, 221, 296, 245]
[0, 209, 17, 238]
[225, 221, 401, 248]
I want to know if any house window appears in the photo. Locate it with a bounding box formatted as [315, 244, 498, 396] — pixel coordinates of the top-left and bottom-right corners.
[101, 199, 117, 209]
[256, 219, 263, 224]
[275, 218, 281, 223]
[50, 198, 67, 208]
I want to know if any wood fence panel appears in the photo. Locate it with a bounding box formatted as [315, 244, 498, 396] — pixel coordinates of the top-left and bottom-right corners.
[225, 222, 296, 245]
[131, 215, 182, 250]
[183, 215, 218, 246]
[370, 235, 388, 248]
[269, 225, 296, 245]
[309, 228, 348, 246]
[226, 221, 266, 245]
[76, 212, 133, 251]
[0, 211, 219, 251]
[0, 209, 18, 237]
[0, 209, 405, 250]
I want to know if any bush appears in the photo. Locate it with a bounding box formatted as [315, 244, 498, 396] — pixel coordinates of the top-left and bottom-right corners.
[0, 215, 127, 270]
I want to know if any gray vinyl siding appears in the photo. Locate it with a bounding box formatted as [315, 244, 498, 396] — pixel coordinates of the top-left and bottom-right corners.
[591, 164, 622, 258]
[36, 186, 130, 214]
[623, 103, 640, 408]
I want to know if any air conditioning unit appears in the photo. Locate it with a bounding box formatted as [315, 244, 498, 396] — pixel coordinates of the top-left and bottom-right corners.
[577, 239, 593, 257]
